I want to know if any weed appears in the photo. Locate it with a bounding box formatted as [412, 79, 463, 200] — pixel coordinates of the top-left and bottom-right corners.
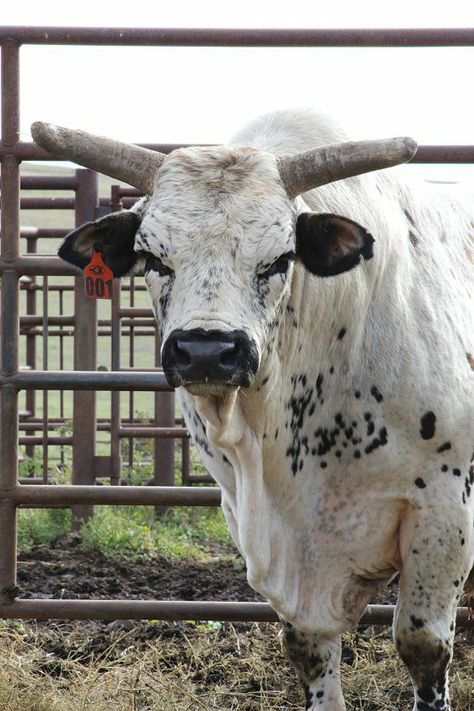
[17, 508, 72, 550]
[79, 505, 231, 562]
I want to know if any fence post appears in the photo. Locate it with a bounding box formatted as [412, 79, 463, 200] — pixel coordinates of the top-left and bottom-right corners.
[71, 169, 98, 528]
[154, 330, 175, 514]
[0, 39, 20, 600]
[109, 185, 123, 485]
[24, 241, 37, 458]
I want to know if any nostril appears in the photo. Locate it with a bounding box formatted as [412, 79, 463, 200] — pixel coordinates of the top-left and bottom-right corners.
[220, 342, 239, 367]
[175, 341, 192, 367]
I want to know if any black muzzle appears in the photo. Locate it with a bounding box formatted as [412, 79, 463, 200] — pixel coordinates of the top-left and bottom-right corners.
[161, 328, 259, 389]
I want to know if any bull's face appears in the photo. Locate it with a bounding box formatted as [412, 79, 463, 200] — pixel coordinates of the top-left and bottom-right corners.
[58, 146, 376, 397]
[33, 121, 415, 399]
[137, 147, 296, 396]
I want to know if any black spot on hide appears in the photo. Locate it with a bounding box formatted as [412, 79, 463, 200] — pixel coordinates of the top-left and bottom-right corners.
[420, 411, 436, 440]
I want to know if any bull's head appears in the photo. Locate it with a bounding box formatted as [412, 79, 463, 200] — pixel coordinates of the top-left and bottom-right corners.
[32, 122, 416, 398]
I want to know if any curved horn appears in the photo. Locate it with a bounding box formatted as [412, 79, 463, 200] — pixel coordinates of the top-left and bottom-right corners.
[31, 122, 166, 194]
[277, 137, 417, 199]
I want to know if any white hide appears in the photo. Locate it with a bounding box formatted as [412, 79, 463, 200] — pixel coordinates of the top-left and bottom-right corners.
[136, 109, 474, 634]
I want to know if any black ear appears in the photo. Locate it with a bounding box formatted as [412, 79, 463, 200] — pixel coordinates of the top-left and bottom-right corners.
[295, 213, 374, 277]
[58, 210, 141, 277]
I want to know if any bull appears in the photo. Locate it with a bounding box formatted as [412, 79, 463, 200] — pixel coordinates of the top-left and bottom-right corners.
[32, 109, 474, 710]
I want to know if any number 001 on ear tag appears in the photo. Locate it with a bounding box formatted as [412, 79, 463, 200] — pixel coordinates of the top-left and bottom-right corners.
[84, 247, 114, 299]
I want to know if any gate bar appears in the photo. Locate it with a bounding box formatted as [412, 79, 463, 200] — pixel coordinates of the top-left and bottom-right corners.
[0, 599, 471, 627]
[0, 39, 20, 599]
[1, 26, 474, 47]
[9, 484, 221, 506]
[0, 370, 171, 390]
[3, 143, 474, 163]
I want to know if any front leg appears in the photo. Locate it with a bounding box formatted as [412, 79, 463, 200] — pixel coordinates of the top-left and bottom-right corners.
[394, 504, 473, 710]
[282, 622, 346, 710]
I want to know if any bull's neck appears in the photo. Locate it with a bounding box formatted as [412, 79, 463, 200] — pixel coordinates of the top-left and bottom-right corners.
[241, 262, 374, 437]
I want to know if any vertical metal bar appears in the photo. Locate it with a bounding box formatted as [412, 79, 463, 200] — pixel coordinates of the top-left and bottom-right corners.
[181, 435, 190, 486]
[42, 276, 48, 484]
[110, 185, 122, 485]
[0, 39, 20, 600]
[24, 235, 37, 457]
[58, 287, 65, 467]
[71, 169, 98, 527]
[110, 278, 121, 485]
[128, 277, 134, 470]
[154, 326, 175, 513]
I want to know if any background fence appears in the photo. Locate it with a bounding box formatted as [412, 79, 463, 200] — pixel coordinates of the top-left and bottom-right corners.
[0, 25, 473, 626]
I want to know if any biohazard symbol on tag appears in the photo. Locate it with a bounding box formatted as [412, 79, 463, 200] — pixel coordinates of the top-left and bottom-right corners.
[84, 245, 114, 299]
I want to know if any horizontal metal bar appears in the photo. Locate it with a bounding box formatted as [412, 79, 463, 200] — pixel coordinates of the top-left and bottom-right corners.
[413, 146, 474, 163]
[7, 484, 220, 506]
[0, 256, 80, 276]
[19, 227, 69, 239]
[3, 141, 474, 164]
[18, 197, 75, 209]
[0, 599, 277, 621]
[1, 370, 171, 390]
[186, 475, 214, 484]
[19, 175, 78, 190]
[19, 435, 72, 445]
[118, 426, 189, 439]
[119, 307, 154, 317]
[0, 256, 147, 277]
[0, 598, 471, 626]
[21, 315, 73, 326]
[1, 26, 474, 47]
[0, 142, 182, 160]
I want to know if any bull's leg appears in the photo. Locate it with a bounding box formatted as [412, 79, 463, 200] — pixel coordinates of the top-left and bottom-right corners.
[394, 506, 473, 711]
[282, 622, 346, 710]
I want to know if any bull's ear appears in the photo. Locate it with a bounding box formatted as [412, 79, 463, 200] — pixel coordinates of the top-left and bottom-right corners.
[295, 212, 374, 277]
[58, 210, 141, 277]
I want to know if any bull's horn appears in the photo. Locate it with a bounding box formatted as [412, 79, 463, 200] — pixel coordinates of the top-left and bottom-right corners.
[277, 137, 417, 198]
[31, 122, 166, 194]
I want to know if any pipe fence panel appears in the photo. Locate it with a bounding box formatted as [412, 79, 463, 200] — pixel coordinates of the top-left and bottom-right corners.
[0, 25, 473, 625]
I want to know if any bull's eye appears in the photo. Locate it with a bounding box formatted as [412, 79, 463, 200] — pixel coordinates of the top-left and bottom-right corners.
[259, 251, 295, 279]
[144, 253, 173, 277]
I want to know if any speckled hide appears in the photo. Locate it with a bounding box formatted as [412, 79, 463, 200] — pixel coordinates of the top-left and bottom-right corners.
[60, 109, 474, 710]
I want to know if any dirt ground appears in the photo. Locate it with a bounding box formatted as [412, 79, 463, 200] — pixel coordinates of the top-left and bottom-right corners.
[0, 538, 471, 710]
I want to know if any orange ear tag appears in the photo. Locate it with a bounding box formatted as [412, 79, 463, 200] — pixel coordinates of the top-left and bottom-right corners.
[84, 246, 114, 299]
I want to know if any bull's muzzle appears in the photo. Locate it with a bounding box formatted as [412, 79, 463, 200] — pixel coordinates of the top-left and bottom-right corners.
[161, 328, 259, 390]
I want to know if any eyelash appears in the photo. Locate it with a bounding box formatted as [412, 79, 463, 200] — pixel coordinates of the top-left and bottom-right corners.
[143, 253, 173, 277]
[259, 251, 295, 279]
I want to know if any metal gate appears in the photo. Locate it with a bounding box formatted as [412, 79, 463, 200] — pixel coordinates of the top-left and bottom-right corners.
[0, 25, 473, 627]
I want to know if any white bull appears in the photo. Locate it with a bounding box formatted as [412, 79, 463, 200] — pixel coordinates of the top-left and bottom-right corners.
[33, 109, 474, 710]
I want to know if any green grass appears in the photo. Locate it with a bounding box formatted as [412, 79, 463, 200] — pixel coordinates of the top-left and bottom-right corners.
[17, 504, 230, 562]
[17, 508, 73, 551]
[80, 505, 230, 562]
[17, 460, 230, 562]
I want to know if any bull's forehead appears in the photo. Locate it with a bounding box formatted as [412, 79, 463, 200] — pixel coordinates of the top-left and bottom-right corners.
[136, 145, 295, 262]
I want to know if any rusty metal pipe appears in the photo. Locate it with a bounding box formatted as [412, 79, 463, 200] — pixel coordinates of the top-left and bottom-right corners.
[18, 228, 69, 239]
[2, 370, 171, 390]
[0, 257, 81, 276]
[0, 40, 20, 600]
[20, 315, 74, 326]
[1, 26, 474, 47]
[3, 141, 474, 163]
[118, 426, 189, 438]
[19, 436, 73, 445]
[19, 197, 75, 209]
[10, 484, 220, 506]
[0, 142, 182, 160]
[19, 175, 78, 190]
[0, 598, 471, 627]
